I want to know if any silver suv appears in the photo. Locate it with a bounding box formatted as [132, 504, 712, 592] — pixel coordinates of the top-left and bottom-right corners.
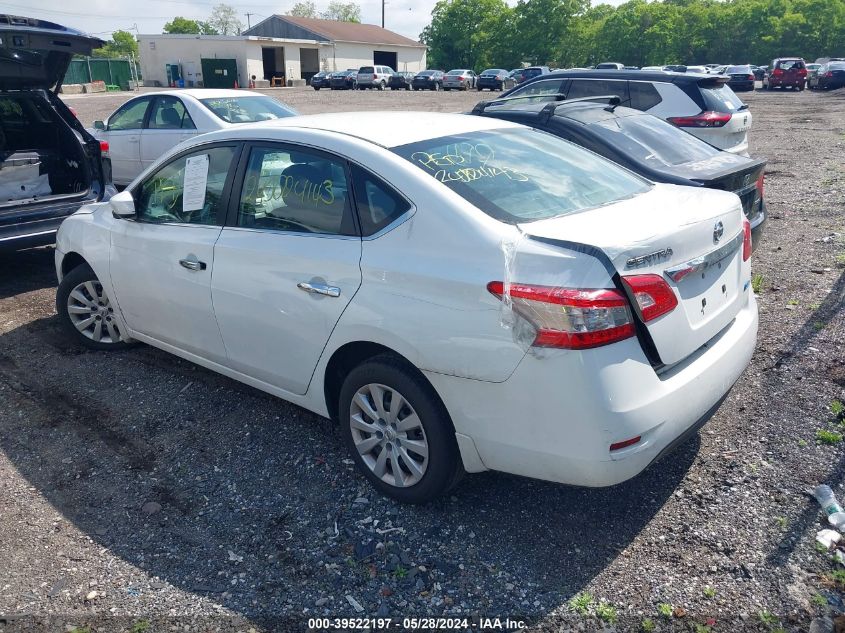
[356, 65, 395, 90]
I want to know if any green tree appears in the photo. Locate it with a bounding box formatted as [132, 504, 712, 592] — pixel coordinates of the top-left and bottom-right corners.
[420, 0, 513, 70]
[288, 1, 319, 18]
[92, 30, 138, 58]
[163, 17, 218, 34]
[321, 1, 362, 21]
[512, 0, 589, 67]
[207, 3, 244, 35]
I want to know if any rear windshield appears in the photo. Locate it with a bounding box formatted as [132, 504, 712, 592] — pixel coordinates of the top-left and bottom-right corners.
[592, 113, 721, 167]
[482, 69, 505, 75]
[199, 96, 297, 123]
[447, 70, 465, 75]
[418, 71, 436, 76]
[523, 68, 543, 78]
[359, 66, 374, 73]
[777, 60, 804, 70]
[829, 62, 845, 70]
[700, 84, 746, 113]
[726, 66, 751, 74]
[392, 128, 650, 224]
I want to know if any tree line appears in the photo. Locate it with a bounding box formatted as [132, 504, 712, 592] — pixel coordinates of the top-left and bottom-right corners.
[420, 0, 845, 71]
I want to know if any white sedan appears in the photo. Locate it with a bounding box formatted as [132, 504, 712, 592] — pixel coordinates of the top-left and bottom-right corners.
[91, 89, 297, 186]
[55, 112, 757, 503]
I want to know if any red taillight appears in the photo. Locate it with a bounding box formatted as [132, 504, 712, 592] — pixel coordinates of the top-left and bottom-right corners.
[799, 68, 807, 76]
[773, 68, 784, 76]
[621, 274, 678, 322]
[610, 436, 641, 451]
[68, 106, 78, 118]
[755, 172, 764, 198]
[747, 74, 755, 81]
[99, 140, 109, 155]
[742, 217, 752, 261]
[826, 71, 834, 78]
[486, 281, 635, 349]
[668, 111, 731, 128]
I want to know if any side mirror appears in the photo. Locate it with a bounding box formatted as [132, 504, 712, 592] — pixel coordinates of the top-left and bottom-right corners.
[93, 120, 105, 130]
[110, 189, 136, 219]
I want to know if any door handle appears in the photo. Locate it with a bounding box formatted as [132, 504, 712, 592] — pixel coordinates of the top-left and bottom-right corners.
[297, 282, 341, 297]
[128, 137, 139, 143]
[179, 258, 206, 271]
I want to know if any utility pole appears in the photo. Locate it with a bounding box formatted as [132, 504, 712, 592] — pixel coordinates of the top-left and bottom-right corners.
[245, 12, 255, 29]
[381, 0, 385, 28]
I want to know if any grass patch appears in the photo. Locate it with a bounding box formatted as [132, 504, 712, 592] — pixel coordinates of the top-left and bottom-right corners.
[811, 593, 828, 607]
[641, 618, 656, 632]
[787, 298, 799, 306]
[569, 591, 594, 615]
[751, 272, 764, 294]
[131, 623, 151, 633]
[798, 439, 808, 447]
[703, 586, 716, 598]
[657, 602, 673, 618]
[775, 516, 787, 528]
[810, 302, 821, 310]
[814, 321, 825, 331]
[831, 399, 844, 418]
[758, 609, 778, 626]
[816, 429, 843, 445]
[393, 565, 407, 579]
[596, 602, 618, 624]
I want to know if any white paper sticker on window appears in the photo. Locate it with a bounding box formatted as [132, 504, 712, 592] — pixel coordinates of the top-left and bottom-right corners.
[183, 154, 209, 212]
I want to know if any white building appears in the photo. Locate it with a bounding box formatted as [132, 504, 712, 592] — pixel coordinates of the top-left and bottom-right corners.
[138, 16, 427, 88]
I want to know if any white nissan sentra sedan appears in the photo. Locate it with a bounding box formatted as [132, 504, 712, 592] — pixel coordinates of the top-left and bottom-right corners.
[54, 112, 758, 503]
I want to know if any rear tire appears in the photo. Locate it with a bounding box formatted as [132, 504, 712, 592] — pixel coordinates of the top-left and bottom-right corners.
[339, 355, 463, 503]
[57, 264, 132, 351]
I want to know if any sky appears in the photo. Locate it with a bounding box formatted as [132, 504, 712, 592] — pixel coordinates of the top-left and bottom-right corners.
[5, 0, 622, 42]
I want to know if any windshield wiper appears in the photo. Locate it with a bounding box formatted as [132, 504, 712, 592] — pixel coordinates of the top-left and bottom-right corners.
[737, 104, 749, 111]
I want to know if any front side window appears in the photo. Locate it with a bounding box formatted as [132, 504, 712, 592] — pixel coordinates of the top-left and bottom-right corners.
[199, 96, 297, 123]
[135, 146, 236, 225]
[148, 96, 196, 130]
[238, 146, 355, 235]
[393, 128, 650, 224]
[108, 98, 150, 131]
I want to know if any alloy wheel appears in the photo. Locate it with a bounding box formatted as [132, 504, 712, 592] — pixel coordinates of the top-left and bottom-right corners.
[349, 383, 429, 488]
[66, 280, 122, 344]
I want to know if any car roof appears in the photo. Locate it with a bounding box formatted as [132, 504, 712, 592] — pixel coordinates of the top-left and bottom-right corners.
[480, 101, 644, 125]
[199, 111, 519, 148]
[141, 89, 266, 99]
[520, 69, 713, 83]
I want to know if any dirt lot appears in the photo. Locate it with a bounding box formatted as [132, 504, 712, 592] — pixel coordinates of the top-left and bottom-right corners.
[1, 87, 844, 632]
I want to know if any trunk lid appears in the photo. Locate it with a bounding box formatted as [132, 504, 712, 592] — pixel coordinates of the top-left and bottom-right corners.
[520, 184, 747, 365]
[0, 15, 103, 92]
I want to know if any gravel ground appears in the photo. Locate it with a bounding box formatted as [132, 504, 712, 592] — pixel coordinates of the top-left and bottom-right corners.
[0, 87, 844, 632]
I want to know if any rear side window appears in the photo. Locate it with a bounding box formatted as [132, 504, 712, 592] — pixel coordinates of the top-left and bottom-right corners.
[700, 84, 745, 112]
[567, 79, 630, 104]
[592, 114, 721, 166]
[350, 165, 411, 235]
[148, 96, 196, 130]
[629, 82, 662, 110]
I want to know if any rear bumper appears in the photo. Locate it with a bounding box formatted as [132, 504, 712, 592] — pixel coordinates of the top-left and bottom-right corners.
[730, 81, 755, 91]
[426, 293, 758, 487]
[750, 200, 767, 251]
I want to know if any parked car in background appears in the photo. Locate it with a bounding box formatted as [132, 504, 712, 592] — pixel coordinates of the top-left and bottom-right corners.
[762, 58, 806, 90]
[0, 16, 114, 251]
[356, 65, 395, 90]
[498, 69, 753, 154]
[388, 71, 415, 90]
[518, 66, 551, 83]
[91, 90, 297, 186]
[684, 65, 709, 74]
[472, 97, 767, 246]
[750, 65, 765, 80]
[310, 72, 331, 90]
[596, 62, 625, 69]
[805, 63, 822, 86]
[330, 70, 358, 90]
[725, 65, 756, 91]
[412, 70, 445, 91]
[814, 57, 845, 65]
[810, 61, 845, 90]
[443, 69, 477, 90]
[54, 111, 757, 502]
[641, 66, 668, 72]
[477, 69, 516, 91]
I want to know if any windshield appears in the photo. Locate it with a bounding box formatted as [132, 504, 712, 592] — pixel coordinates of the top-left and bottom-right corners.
[592, 113, 721, 167]
[200, 96, 297, 123]
[700, 84, 745, 112]
[393, 128, 650, 224]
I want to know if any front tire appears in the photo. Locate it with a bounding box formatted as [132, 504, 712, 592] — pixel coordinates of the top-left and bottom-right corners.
[57, 264, 131, 351]
[339, 355, 462, 503]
